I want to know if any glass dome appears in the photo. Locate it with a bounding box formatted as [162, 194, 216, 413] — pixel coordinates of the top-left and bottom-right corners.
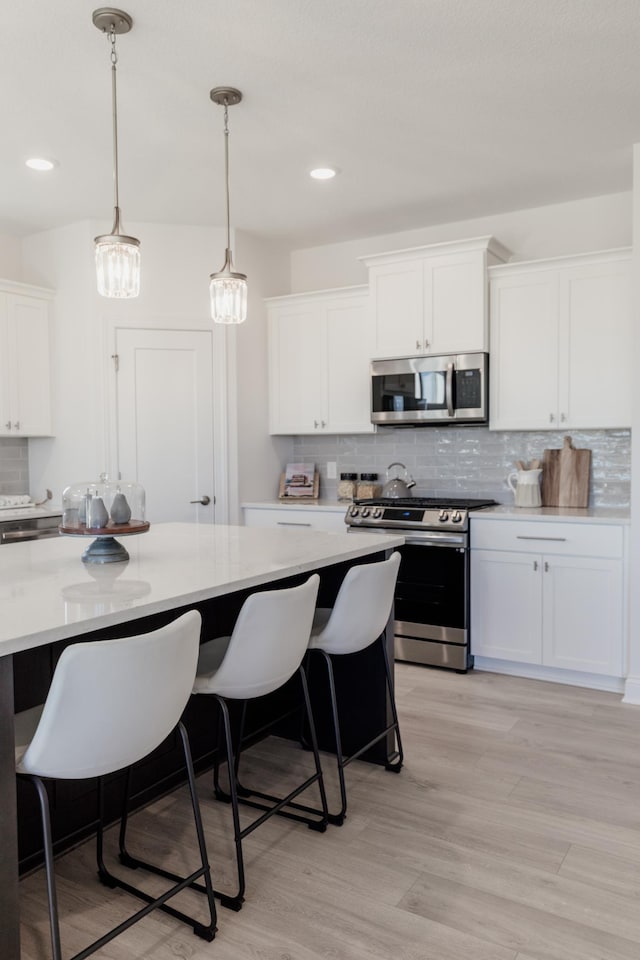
[61, 474, 146, 531]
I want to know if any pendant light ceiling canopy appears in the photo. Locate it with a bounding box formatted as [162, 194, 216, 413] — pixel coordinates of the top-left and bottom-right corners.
[92, 7, 140, 299]
[209, 86, 247, 325]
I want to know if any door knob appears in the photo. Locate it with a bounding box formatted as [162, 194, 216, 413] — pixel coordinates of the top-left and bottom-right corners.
[190, 495, 211, 505]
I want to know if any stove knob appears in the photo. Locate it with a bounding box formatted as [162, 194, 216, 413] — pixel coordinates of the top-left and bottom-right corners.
[350, 507, 360, 517]
[360, 507, 370, 518]
[373, 508, 383, 519]
[451, 510, 463, 523]
[438, 510, 450, 523]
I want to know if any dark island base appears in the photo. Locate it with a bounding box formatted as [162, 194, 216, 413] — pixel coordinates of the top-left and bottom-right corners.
[15, 553, 395, 875]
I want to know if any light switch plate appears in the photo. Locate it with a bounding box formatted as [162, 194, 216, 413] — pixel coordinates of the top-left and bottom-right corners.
[327, 461, 337, 479]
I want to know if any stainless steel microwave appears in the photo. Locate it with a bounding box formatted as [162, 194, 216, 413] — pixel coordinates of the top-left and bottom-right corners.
[371, 352, 489, 426]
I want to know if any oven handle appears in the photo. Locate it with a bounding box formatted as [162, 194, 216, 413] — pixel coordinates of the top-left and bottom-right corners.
[348, 526, 466, 547]
[446, 362, 455, 418]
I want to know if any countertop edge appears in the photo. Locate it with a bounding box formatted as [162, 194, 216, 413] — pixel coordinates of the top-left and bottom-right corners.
[472, 505, 630, 524]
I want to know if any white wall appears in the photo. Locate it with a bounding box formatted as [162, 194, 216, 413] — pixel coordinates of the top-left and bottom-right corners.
[290, 191, 631, 291]
[0, 233, 23, 281]
[21, 220, 292, 516]
[234, 231, 293, 507]
[624, 151, 640, 704]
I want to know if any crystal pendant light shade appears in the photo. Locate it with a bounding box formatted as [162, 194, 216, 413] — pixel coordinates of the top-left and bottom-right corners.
[95, 233, 141, 298]
[209, 249, 248, 324]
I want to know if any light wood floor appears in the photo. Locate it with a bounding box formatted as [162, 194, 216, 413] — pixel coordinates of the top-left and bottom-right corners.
[19, 665, 640, 960]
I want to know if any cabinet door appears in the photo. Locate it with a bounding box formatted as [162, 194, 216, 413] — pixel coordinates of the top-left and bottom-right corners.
[427, 252, 487, 353]
[268, 303, 325, 434]
[559, 260, 631, 429]
[6, 295, 52, 436]
[369, 260, 423, 357]
[489, 272, 559, 430]
[542, 555, 624, 676]
[471, 549, 542, 662]
[324, 296, 374, 433]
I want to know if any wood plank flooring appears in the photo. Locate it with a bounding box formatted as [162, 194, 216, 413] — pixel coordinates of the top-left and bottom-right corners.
[18, 666, 640, 960]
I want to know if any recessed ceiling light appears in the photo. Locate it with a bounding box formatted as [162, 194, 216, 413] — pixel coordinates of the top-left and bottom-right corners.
[310, 167, 338, 180]
[25, 157, 57, 172]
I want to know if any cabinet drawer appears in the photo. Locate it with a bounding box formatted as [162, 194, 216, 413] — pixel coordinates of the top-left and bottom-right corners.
[243, 507, 346, 533]
[471, 519, 623, 558]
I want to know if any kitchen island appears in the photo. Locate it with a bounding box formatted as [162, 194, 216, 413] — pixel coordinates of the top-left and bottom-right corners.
[0, 522, 403, 960]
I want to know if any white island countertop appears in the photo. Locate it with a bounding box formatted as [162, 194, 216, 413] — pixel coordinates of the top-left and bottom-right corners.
[0, 522, 404, 656]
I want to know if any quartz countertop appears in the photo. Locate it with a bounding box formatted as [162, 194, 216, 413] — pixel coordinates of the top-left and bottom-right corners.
[0, 505, 62, 522]
[473, 505, 630, 524]
[0, 522, 404, 656]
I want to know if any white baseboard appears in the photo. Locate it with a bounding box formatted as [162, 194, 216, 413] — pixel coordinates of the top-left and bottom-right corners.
[474, 657, 625, 694]
[622, 676, 640, 704]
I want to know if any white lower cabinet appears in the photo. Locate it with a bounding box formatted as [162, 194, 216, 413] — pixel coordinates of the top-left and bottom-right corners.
[243, 505, 347, 533]
[471, 518, 626, 679]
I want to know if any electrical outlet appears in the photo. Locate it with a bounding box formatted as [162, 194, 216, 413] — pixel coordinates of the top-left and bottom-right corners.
[327, 461, 337, 480]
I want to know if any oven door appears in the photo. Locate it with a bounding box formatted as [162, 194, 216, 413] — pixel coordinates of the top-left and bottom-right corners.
[394, 532, 471, 672]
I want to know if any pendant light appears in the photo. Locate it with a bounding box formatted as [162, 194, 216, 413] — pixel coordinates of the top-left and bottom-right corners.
[92, 8, 140, 298]
[209, 87, 247, 324]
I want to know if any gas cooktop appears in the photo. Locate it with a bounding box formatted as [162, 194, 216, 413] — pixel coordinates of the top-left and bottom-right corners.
[345, 496, 497, 532]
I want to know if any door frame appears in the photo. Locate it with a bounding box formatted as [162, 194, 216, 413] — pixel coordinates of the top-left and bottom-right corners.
[102, 314, 237, 525]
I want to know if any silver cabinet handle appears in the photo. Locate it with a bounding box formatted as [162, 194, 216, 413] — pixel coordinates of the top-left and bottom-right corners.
[321, 420, 326, 428]
[424, 339, 430, 349]
[4, 421, 11, 430]
[445, 362, 454, 418]
[13, 421, 20, 430]
[516, 535, 566, 542]
[190, 495, 211, 505]
[415, 340, 421, 350]
[549, 413, 555, 423]
[277, 521, 312, 527]
[560, 413, 566, 422]
[314, 419, 319, 428]
[533, 560, 538, 571]
[544, 561, 550, 572]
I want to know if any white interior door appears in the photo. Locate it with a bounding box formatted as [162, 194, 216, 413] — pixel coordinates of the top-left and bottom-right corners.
[115, 328, 215, 523]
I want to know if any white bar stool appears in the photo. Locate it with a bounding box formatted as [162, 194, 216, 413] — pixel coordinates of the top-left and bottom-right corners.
[307, 552, 403, 824]
[192, 573, 328, 911]
[15, 610, 217, 960]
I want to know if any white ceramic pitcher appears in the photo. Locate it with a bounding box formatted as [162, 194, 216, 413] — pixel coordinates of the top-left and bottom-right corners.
[507, 469, 542, 507]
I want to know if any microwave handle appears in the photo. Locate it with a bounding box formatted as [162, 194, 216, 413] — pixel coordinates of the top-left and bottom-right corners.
[446, 362, 454, 417]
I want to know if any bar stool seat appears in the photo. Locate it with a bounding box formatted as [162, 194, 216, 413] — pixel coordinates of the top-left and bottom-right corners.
[193, 573, 329, 911]
[307, 551, 404, 825]
[15, 610, 217, 960]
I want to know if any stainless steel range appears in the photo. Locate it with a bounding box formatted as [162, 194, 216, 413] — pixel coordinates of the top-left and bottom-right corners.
[345, 497, 496, 671]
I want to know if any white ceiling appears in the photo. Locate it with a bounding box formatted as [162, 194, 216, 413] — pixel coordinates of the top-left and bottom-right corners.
[4, 0, 640, 248]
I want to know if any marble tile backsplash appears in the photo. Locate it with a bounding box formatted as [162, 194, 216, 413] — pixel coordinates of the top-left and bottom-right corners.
[293, 428, 631, 508]
[0, 438, 29, 494]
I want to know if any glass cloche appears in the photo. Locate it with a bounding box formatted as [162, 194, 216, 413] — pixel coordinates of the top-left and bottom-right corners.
[60, 474, 148, 563]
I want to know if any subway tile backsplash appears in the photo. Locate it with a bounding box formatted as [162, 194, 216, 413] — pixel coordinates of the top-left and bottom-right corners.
[0, 438, 29, 494]
[293, 428, 631, 508]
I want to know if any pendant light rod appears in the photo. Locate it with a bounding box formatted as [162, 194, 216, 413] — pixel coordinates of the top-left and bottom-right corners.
[210, 87, 242, 266]
[93, 8, 132, 235]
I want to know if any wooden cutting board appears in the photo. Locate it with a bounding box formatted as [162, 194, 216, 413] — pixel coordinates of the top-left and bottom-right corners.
[541, 436, 591, 507]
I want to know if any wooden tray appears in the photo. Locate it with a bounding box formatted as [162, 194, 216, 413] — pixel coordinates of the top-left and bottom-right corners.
[541, 436, 591, 507]
[58, 519, 150, 537]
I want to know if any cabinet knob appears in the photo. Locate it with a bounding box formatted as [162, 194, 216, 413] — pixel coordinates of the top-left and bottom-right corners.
[13, 421, 20, 430]
[321, 420, 326, 428]
[424, 339, 430, 349]
[416, 340, 421, 350]
[544, 561, 549, 572]
[314, 419, 319, 428]
[560, 412, 566, 422]
[5, 421, 11, 430]
[533, 560, 538, 571]
[549, 413, 555, 423]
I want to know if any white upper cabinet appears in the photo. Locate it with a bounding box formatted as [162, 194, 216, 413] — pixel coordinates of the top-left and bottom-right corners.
[0, 281, 54, 438]
[360, 236, 511, 358]
[267, 286, 374, 435]
[489, 249, 631, 431]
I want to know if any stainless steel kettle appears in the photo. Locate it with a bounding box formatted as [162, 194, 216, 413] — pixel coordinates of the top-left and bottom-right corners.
[381, 462, 416, 498]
